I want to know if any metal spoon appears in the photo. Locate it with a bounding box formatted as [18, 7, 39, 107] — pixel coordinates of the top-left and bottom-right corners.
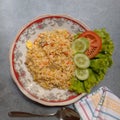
[8, 107, 80, 120]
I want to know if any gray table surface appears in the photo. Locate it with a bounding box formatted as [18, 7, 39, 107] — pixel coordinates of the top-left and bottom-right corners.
[0, 0, 120, 120]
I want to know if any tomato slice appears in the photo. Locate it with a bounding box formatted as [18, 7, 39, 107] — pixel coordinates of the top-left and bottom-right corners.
[79, 31, 102, 59]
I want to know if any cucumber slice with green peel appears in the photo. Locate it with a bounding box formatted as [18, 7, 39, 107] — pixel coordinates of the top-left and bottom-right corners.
[80, 37, 90, 49]
[74, 53, 90, 68]
[72, 38, 89, 54]
[75, 68, 89, 80]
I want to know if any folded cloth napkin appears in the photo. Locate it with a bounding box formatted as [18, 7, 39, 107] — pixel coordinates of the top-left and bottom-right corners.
[74, 86, 120, 120]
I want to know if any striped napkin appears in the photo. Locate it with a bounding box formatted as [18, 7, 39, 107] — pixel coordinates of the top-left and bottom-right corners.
[74, 86, 120, 120]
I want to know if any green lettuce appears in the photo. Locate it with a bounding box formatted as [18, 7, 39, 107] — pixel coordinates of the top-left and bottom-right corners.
[69, 76, 86, 93]
[73, 32, 82, 40]
[94, 28, 114, 55]
[84, 69, 98, 92]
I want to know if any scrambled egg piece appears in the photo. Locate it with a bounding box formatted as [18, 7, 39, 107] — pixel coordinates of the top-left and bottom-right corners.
[26, 41, 33, 49]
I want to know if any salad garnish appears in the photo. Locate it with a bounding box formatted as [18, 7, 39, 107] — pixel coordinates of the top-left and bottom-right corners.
[69, 28, 114, 93]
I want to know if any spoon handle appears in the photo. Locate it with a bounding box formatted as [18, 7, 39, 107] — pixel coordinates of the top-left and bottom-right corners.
[8, 111, 55, 117]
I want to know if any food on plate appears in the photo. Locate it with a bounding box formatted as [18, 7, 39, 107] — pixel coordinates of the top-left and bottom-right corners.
[72, 38, 89, 53]
[25, 29, 75, 89]
[73, 53, 90, 69]
[75, 68, 89, 80]
[26, 41, 33, 49]
[69, 28, 114, 93]
[73, 53, 90, 81]
[25, 28, 114, 94]
[79, 31, 102, 59]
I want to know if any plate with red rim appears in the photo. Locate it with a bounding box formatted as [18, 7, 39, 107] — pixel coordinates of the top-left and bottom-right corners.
[10, 14, 89, 106]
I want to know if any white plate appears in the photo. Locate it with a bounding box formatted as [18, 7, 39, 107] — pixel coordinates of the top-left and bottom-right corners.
[10, 15, 89, 106]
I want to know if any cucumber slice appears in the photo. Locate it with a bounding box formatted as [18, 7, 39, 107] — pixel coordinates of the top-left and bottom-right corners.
[74, 53, 90, 68]
[72, 38, 89, 54]
[80, 37, 90, 49]
[75, 68, 89, 80]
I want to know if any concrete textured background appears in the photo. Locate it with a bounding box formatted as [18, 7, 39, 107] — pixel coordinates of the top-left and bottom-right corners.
[0, 0, 120, 120]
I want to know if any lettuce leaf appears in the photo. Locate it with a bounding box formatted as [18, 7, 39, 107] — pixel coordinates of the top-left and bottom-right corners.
[94, 28, 114, 55]
[84, 69, 98, 92]
[73, 32, 82, 40]
[69, 76, 86, 93]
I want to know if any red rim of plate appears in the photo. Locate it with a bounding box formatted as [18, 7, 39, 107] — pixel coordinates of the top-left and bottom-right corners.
[9, 14, 89, 106]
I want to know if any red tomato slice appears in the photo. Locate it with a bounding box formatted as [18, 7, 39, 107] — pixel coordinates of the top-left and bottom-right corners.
[79, 31, 102, 59]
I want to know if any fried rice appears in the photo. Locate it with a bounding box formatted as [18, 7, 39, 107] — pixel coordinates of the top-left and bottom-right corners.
[25, 29, 75, 89]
